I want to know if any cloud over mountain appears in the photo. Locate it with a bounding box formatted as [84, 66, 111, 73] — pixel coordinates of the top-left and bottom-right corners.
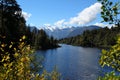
[94, 23, 115, 28]
[54, 19, 65, 27]
[42, 2, 102, 29]
[68, 2, 102, 25]
[22, 11, 31, 20]
[94, 23, 107, 27]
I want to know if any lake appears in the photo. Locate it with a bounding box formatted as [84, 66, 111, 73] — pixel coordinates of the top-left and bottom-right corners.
[36, 44, 106, 80]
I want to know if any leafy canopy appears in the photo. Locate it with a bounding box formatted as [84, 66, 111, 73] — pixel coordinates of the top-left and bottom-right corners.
[98, 0, 120, 25]
[99, 35, 120, 72]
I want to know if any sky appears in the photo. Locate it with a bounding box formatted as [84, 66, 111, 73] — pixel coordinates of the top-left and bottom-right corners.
[16, 0, 114, 29]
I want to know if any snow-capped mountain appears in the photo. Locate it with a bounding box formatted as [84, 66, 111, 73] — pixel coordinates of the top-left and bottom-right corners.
[67, 25, 101, 38]
[41, 25, 101, 39]
[41, 26, 74, 39]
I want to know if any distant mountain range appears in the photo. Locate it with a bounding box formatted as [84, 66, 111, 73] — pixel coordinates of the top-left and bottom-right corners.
[41, 25, 101, 39]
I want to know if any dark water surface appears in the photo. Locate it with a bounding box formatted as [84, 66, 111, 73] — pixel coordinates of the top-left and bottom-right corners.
[36, 44, 104, 80]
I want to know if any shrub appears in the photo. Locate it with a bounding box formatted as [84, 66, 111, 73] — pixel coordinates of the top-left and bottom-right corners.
[0, 35, 60, 80]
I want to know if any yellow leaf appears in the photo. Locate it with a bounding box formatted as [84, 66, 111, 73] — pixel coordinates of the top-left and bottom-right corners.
[14, 53, 19, 58]
[19, 39, 22, 42]
[1, 44, 5, 47]
[9, 45, 12, 48]
[4, 63, 7, 67]
[14, 48, 16, 51]
[5, 56, 10, 60]
[22, 35, 26, 40]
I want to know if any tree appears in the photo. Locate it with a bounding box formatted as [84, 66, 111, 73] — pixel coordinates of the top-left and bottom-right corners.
[98, 0, 120, 26]
[98, 0, 120, 79]
[34, 29, 49, 49]
[0, 0, 26, 42]
[0, 0, 28, 60]
[98, 0, 120, 70]
[0, 36, 60, 80]
[98, 35, 120, 80]
[34, 29, 59, 50]
[99, 35, 120, 71]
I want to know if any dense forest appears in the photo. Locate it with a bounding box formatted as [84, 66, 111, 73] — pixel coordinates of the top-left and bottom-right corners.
[0, 0, 59, 66]
[28, 27, 59, 50]
[60, 0, 120, 48]
[59, 26, 120, 48]
[0, 0, 120, 79]
[0, 0, 59, 51]
[0, 0, 60, 80]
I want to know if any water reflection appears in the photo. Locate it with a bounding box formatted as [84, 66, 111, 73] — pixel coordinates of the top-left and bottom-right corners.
[36, 44, 102, 80]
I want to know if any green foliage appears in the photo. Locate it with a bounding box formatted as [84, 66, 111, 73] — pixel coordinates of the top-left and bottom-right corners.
[60, 0, 120, 48]
[98, 0, 120, 25]
[0, 36, 32, 79]
[98, 0, 120, 79]
[0, 0, 59, 50]
[0, 0, 26, 41]
[0, 0, 60, 79]
[59, 26, 120, 48]
[0, 36, 60, 80]
[98, 71, 120, 80]
[40, 67, 61, 80]
[34, 29, 59, 50]
[99, 35, 120, 71]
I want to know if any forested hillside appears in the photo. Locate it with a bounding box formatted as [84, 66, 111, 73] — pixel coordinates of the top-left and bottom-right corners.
[0, 0, 59, 51]
[59, 26, 120, 48]
[0, 1, 60, 80]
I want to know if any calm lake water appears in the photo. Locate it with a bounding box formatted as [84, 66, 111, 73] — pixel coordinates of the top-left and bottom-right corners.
[36, 44, 106, 80]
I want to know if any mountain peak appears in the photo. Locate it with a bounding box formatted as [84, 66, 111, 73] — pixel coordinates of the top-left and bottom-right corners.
[40, 25, 74, 31]
[42, 25, 101, 39]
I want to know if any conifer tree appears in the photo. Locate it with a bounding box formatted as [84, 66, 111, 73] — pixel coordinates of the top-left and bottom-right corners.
[0, 0, 26, 42]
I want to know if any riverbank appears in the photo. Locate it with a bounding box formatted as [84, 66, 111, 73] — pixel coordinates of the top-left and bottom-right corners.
[62, 43, 110, 50]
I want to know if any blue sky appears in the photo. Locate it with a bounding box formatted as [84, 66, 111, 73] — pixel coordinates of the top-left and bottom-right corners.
[17, 0, 108, 29]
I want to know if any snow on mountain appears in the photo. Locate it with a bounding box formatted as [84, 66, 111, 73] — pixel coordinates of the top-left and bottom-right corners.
[40, 25, 101, 39]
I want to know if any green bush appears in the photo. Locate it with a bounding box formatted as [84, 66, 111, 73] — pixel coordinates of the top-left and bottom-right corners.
[98, 35, 120, 80]
[0, 35, 60, 80]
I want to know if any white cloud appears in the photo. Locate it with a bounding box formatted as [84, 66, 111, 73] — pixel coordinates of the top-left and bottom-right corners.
[68, 2, 102, 25]
[94, 23, 107, 27]
[43, 2, 102, 29]
[42, 19, 72, 30]
[94, 23, 115, 28]
[53, 19, 71, 29]
[54, 19, 65, 27]
[22, 11, 31, 20]
[44, 24, 51, 27]
[42, 24, 56, 31]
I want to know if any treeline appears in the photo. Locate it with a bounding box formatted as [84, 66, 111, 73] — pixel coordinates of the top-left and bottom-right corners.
[26, 26, 59, 50]
[59, 26, 120, 48]
[0, 1, 60, 79]
[0, 0, 59, 50]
